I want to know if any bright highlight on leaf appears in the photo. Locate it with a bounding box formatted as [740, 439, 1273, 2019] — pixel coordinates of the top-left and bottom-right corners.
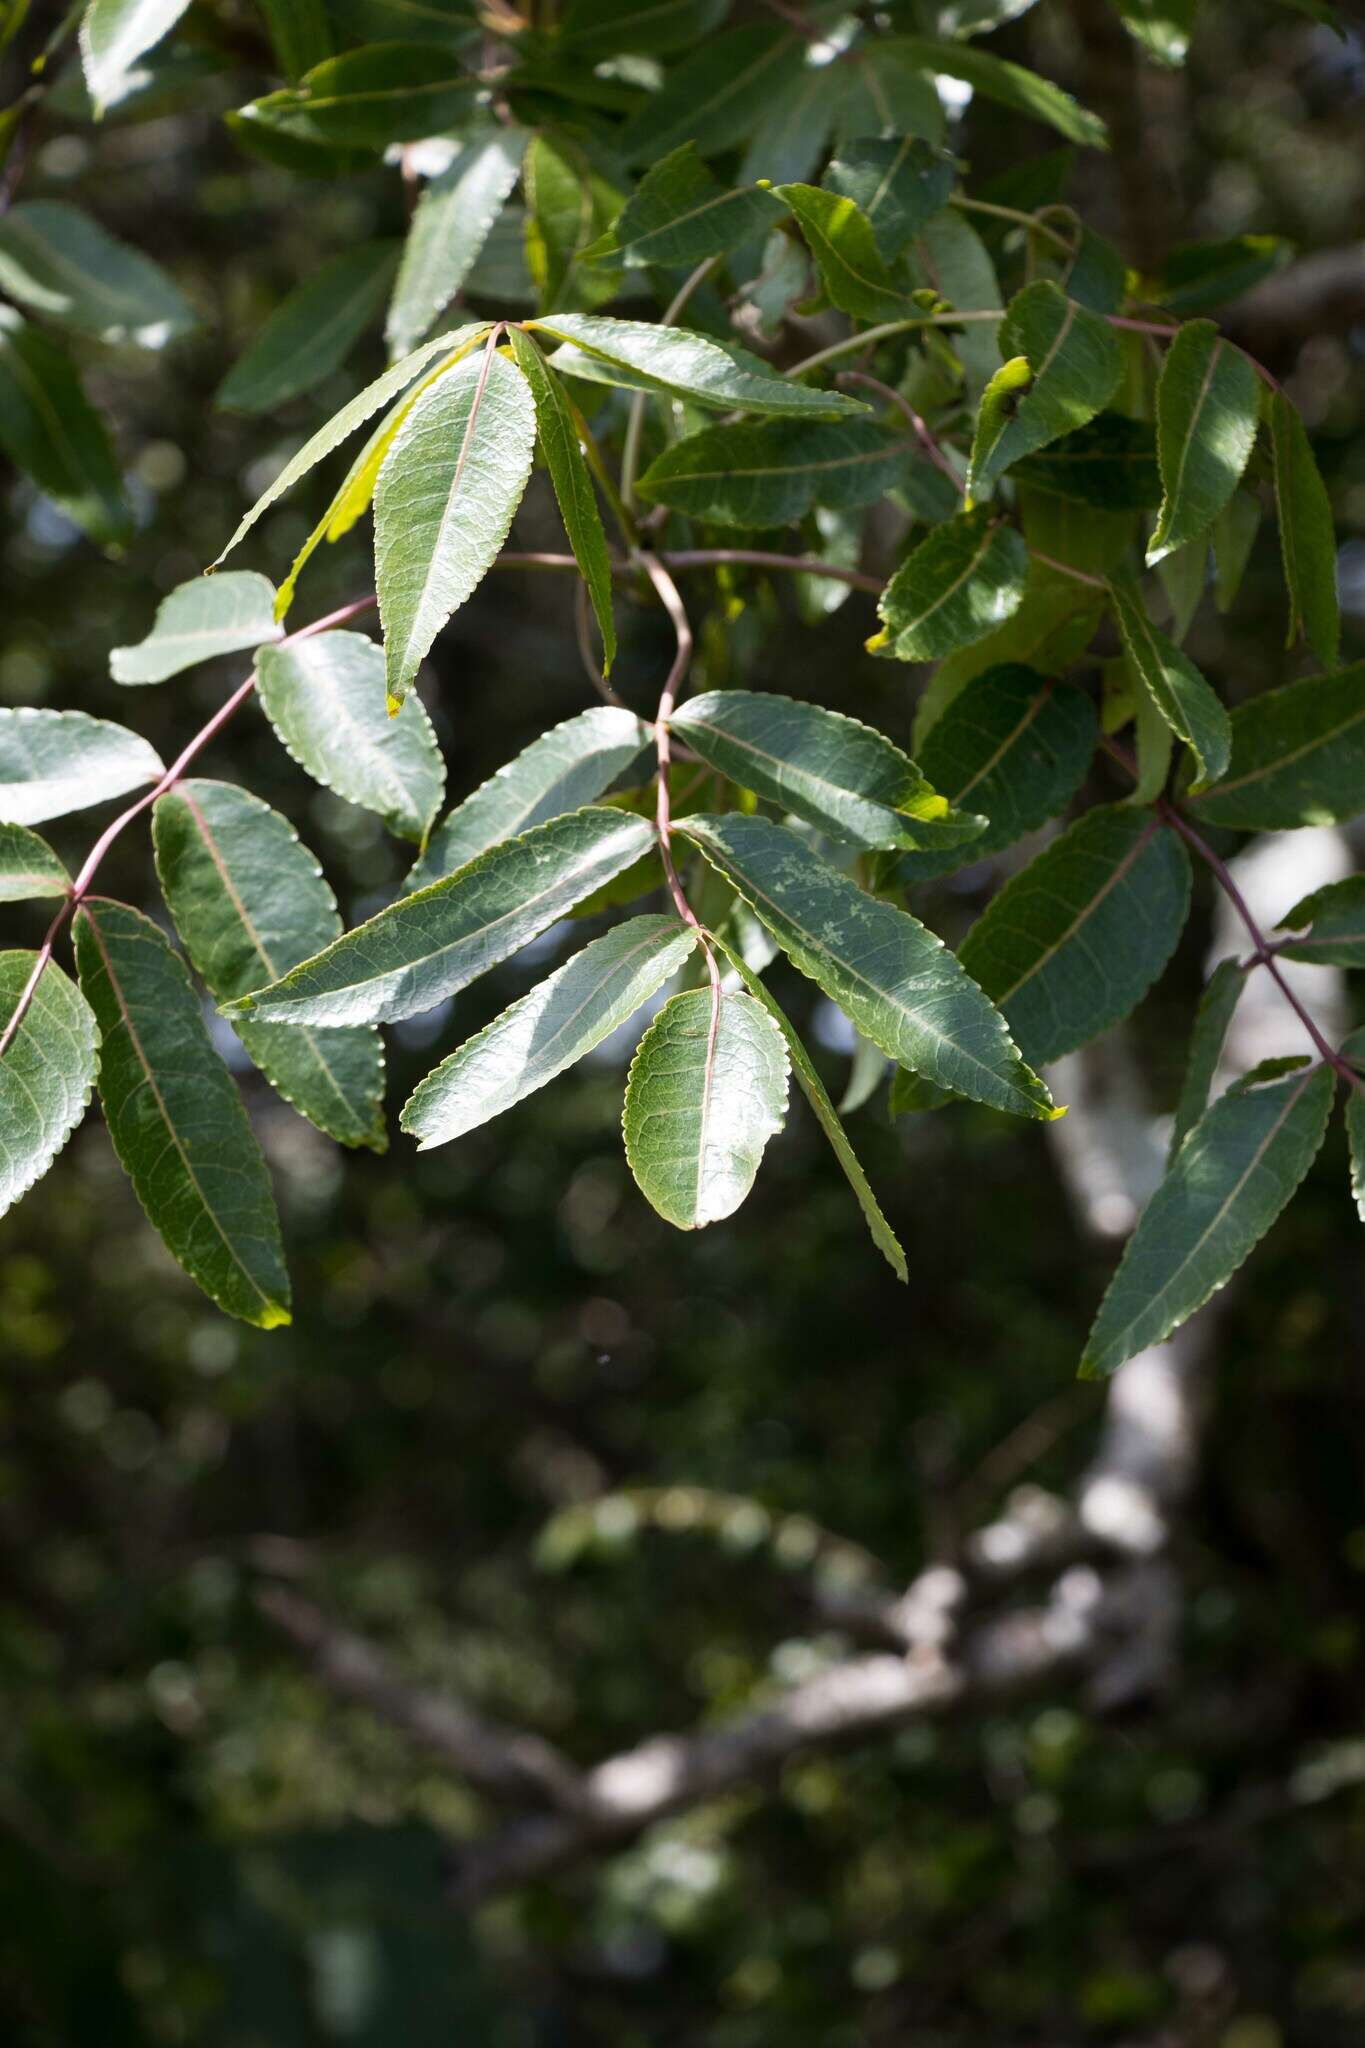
[111, 573, 282, 686]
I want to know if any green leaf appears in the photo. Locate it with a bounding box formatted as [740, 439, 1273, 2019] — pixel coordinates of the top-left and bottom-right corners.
[374, 343, 537, 710]
[402, 913, 696, 1149]
[0, 199, 195, 349]
[912, 571, 1100, 746]
[228, 807, 655, 1028]
[622, 987, 789, 1228]
[1169, 956, 1245, 1161]
[822, 136, 956, 264]
[1277, 876, 1365, 968]
[79, 0, 192, 113]
[217, 242, 399, 415]
[1111, 0, 1196, 65]
[1192, 664, 1365, 832]
[1155, 537, 1207, 645]
[778, 182, 914, 323]
[1147, 320, 1260, 565]
[1142, 235, 1290, 318]
[254, 0, 333, 77]
[678, 812, 1055, 1120]
[507, 330, 616, 674]
[913, 209, 1001, 398]
[714, 935, 907, 1280]
[529, 312, 868, 419]
[248, 42, 477, 148]
[878, 36, 1108, 149]
[409, 706, 652, 890]
[558, 0, 729, 57]
[153, 780, 386, 1151]
[875, 508, 1029, 662]
[0, 822, 68, 902]
[1012, 413, 1161, 510]
[0, 309, 129, 547]
[255, 630, 444, 845]
[898, 663, 1098, 882]
[1268, 391, 1340, 671]
[212, 322, 488, 567]
[636, 416, 919, 529]
[958, 805, 1191, 1067]
[1080, 1062, 1333, 1378]
[522, 129, 623, 315]
[835, 42, 946, 151]
[74, 898, 291, 1328]
[1212, 491, 1262, 613]
[328, 0, 479, 42]
[670, 690, 983, 854]
[0, 707, 162, 825]
[0, 953, 99, 1219]
[737, 58, 846, 191]
[1107, 578, 1231, 791]
[966, 281, 1122, 498]
[385, 129, 526, 360]
[587, 142, 783, 271]
[110, 572, 282, 685]
[616, 23, 805, 164]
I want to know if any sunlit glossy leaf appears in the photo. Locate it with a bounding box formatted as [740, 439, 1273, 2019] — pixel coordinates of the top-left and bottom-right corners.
[779, 182, 915, 323]
[111, 572, 282, 685]
[1190, 664, 1365, 831]
[1147, 320, 1260, 565]
[0, 823, 68, 903]
[79, 0, 192, 113]
[587, 141, 783, 271]
[967, 281, 1122, 498]
[875, 508, 1029, 662]
[0, 708, 162, 825]
[0, 953, 99, 1219]
[530, 312, 868, 419]
[822, 135, 955, 263]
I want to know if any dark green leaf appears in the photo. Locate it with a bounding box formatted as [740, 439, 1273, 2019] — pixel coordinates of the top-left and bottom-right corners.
[153, 780, 386, 1150]
[0, 199, 195, 349]
[409, 706, 652, 891]
[912, 573, 1101, 746]
[558, 0, 729, 57]
[522, 129, 624, 315]
[967, 281, 1123, 498]
[507, 330, 616, 674]
[1277, 876, 1365, 968]
[0, 707, 162, 825]
[1142, 235, 1291, 317]
[0, 953, 98, 1219]
[587, 142, 783, 271]
[875, 509, 1029, 662]
[623, 987, 789, 1228]
[374, 343, 537, 709]
[1148, 320, 1260, 564]
[402, 914, 696, 1149]
[0, 309, 129, 546]
[877, 36, 1108, 148]
[637, 416, 919, 529]
[254, 0, 333, 77]
[670, 689, 982, 853]
[1191, 665, 1365, 831]
[1081, 1063, 1334, 1377]
[1012, 414, 1161, 510]
[74, 898, 291, 1328]
[1269, 391, 1340, 671]
[678, 812, 1056, 1119]
[1212, 491, 1262, 614]
[778, 182, 915, 323]
[1169, 956, 1245, 1161]
[616, 24, 805, 164]
[958, 805, 1191, 1067]
[111, 573, 282, 685]
[227, 807, 654, 1028]
[822, 136, 955, 263]
[250, 43, 477, 148]
[1108, 578, 1231, 791]
[217, 243, 399, 414]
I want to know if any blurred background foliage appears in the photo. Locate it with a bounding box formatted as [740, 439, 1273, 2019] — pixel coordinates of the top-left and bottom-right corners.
[2, 3, 1365, 2042]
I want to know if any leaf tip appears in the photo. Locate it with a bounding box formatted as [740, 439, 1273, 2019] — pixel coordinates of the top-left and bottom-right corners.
[256, 1303, 293, 1331]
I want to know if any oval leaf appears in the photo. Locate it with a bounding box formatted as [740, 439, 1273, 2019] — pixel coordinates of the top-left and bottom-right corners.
[637, 417, 918, 530]
[0, 953, 99, 1219]
[1147, 319, 1261, 565]
[1190, 664, 1365, 831]
[967, 281, 1122, 499]
[1277, 875, 1365, 968]
[111, 572, 282, 685]
[0, 822, 70, 902]
[0, 708, 163, 826]
[875, 509, 1029, 662]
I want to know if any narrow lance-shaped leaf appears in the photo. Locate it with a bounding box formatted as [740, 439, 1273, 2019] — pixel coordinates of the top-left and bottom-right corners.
[212, 322, 489, 567]
[255, 632, 444, 845]
[409, 706, 652, 891]
[217, 242, 399, 415]
[507, 329, 616, 675]
[1213, 491, 1262, 613]
[1147, 319, 1261, 565]
[967, 280, 1122, 499]
[879, 35, 1108, 148]
[1269, 390, 1340, 671]
[385, 129, 526, 360]
[679, 813, 1056, 1120]
[1169, 956, 1245, 1162]
[228, 807, 655, 1029]
[111, 573, 282, 685]
[615, 23, 805, 163]
[74, 898, 291, 1329]
[669, 690, 984, 854]
[715, 935, 907, 1281]
[153, 780, 387, 1151]
[0, 308, 130, 547]
[249, 44, 477, 148]
[522, 128, 623, 315]
[897, 663, 1098, 883]
[403, 915, 697, 1150]
[1191, 664, 1365, 831]
[623, 988, 790, 1229]
[0, 822, 69, 902]
[0, 708, 163, 826]
[1108, 577, 1231, 791]
[585, 142, 784, 271]
[1277, 876, 1365, 968]
[528, 312, 869, 419]
[874, 508, 1029, 662]
[822, 137, 956, 263]
[1081, 1063, 1334, 1378]
[1342, 1028, 1365, 1227]
[558, 0, 730, 58]
[778, 183, 915, 324]
[958, 806, 1191, 1069]
[80, 0, 193, 113]
[637, 417, 919, 530]
[375, 342, 537, 710]
[0, 200, 195, 349]
[0, 953, 99, 1219]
